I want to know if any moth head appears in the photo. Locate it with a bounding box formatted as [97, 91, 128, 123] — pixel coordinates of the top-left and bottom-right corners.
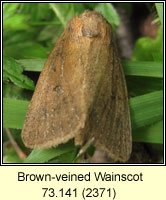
[66, 10, 112, 42]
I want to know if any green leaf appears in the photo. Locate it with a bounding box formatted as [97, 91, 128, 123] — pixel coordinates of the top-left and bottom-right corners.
[17, 59, 46, 72]
[48, 148, 78, 163]
[132, 27, 163, 62]
[24, 141, 77, 163]
[83, 3, 98, 9]
[126, 76, 163, 96]
[95, 3, 120, 27]
[4, 42, 48, 59]
[3, 29, 37, 46]
[133, 120, 163, 144]
[3, 55, 35, 90]
[132, 37, 155, 61]
[3, 98, 29, 129]
[122, 61, 163, 78]
[3, 3, 29, 31]
[3, 14, 29, 30]
[20, 3, 53, 22]
[130, 90, 163, 130]
[49, 3, 71, 27]
[3, 3, 20, 20]
[155, 3, 163, 26]
[37, 24, 63, 44]
[72, 3, 87, 15]
[3, 71, 8, 82]
[3, 83, 33, 101]
[3, 145, 23, 163]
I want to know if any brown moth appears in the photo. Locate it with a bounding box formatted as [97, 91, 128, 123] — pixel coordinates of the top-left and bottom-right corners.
[22, 10, 132, 162]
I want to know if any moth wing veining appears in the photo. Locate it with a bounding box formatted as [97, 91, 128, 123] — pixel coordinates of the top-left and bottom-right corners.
[22, 32, 86, 149]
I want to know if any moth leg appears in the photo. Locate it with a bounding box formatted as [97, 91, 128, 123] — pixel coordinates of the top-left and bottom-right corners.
[75, 137, 94, 161]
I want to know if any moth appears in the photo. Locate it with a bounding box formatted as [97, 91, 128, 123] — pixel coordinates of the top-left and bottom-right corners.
[22, 10, 132, 162]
